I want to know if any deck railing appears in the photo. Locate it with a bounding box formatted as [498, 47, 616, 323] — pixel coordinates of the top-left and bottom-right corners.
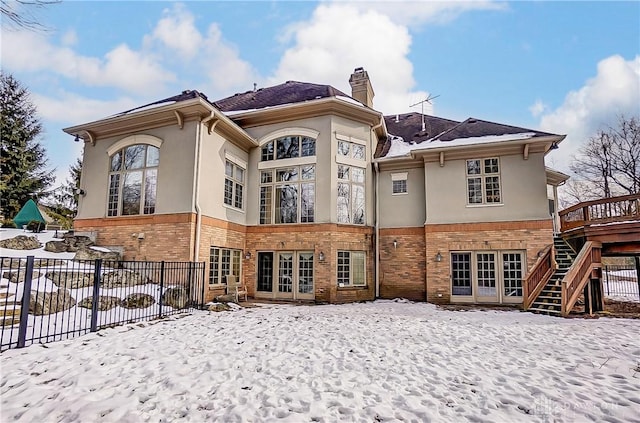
[561, 241, 602, 317]
[523, 245, 554, 310]
[559, 193, 640, 232]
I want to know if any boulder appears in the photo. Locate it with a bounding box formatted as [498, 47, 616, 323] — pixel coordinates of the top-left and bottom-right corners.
[44, 240, 69, 253]
[162, 287, 189, 309]
[1, 258, 24, 269]
[73, 246, 121, 261]
[208, 303, 231, 312]
[28, 289, 76, 315]
[62, 233, 94, 251]
[33, 259, 66, 268]
[101, 270, 150, 288]
[77, 296, 120, 311]
[215, 294, 237, 303]
[0, 235, 42, 250]
[2, 271, 41, 284]
[45, 271, 95, 289]
[120, 293, 155, 309]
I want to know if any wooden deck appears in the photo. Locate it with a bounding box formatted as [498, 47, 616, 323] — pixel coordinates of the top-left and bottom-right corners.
[559, 193, 640, 256]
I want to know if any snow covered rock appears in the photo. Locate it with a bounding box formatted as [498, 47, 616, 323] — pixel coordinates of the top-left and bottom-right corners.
[207, 303, 231, 312]
[162, 287, 189, 309]
[77, 296, 120, 311]
[215, 294, 236, 303]
[73, 247, 121, 261]
[3, 271, 41, 284]
[102, 270, 151, 288]
[0, 235, 42, 250]
[120, 293, 155, 309]
[28, 289, 76, 315]
[44, 240, 69, 253]
[46, 271, 95, 289]
[61, 233, 94, 251]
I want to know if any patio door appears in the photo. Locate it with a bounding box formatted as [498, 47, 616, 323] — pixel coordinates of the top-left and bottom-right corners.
[475, 252, 498, 302]
[256, 251, 314, 300]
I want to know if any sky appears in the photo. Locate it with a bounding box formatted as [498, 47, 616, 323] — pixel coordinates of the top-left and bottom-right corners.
[1, 0, 639, 190]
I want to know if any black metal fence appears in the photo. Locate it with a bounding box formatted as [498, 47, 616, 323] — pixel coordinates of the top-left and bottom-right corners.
[603, 264, 640, 301]
[0, 256, 206, 351]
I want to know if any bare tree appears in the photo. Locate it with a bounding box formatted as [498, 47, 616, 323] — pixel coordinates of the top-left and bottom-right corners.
[569, 115, 640, 198]
[1, 0, 59, 31]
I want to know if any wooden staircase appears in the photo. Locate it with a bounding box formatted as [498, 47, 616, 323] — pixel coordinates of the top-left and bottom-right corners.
[528, 237, 576, 316]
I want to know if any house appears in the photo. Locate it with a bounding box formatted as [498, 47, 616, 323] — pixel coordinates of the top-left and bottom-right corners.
[63, 68, 567, 305]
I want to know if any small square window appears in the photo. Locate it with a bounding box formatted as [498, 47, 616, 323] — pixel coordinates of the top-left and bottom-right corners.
[392, 179, 407, 194]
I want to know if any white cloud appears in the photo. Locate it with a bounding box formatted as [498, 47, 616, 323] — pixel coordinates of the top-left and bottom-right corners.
[32, 92, 138, 125]
[541, 55, 640, 172]
[529, 99, 547, 117]
[60, 29, 78, 47]
[270, 4, 429, 115]
[1, 29, 175, 94]
[148, 3, 203, 59]
[342, 0, 507, 27]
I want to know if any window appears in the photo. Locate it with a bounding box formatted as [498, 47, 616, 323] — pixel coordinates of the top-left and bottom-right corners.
[260, 165, 315, 224]
[108, 144, 159, 216]
[337, 165, 365, 224]
[337, 251, 366, 286]
[209, 247, 241, 284]
[450, 251, 524, 299]
[261, 136, 316, 161]
[466, 158, 501, 204]
[391, 172, 408, 194]
[451, 253, 472, 296]
[337, 140, 365, 160]
[224, 160, 244, 209]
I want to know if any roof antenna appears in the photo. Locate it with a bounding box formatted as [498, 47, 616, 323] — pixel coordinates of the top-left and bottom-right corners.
[253, 83, 257, 92]
[410, 93, 440, 132]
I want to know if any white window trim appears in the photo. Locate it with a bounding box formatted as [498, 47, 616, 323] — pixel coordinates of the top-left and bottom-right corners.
[465, 157, 502, 206]
[258, 156, 315, 170]
[224, 151, 247, 169]
[259, 165, 316, 225]
[224, 160, 245, 211]
[107, 134, 163, 157]
[209, 247, 242, 285]
[391, 172, 408, 195]
[335, 133, 367, 145]
[258, 128, 320, 146]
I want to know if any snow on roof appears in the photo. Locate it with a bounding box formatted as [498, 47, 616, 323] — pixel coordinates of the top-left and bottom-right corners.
[384, 132, 537, 158]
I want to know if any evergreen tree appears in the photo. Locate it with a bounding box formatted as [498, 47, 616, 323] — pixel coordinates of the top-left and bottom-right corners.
[53, 157, 82, 215]
[0, 72, 54, 218]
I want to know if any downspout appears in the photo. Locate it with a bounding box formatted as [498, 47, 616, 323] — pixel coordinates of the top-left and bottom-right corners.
[371, 116, 384, 299]
[192, 111, 217, 262]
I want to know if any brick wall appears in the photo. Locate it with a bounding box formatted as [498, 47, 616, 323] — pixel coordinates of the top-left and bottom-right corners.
[245, 224, 375, 303]
[74, 213, 195, 262]
[379, 228, 426, 301]
[424, 219, 554, 304]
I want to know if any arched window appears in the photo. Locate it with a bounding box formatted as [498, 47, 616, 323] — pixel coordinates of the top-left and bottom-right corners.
[108, 144, 159, 216]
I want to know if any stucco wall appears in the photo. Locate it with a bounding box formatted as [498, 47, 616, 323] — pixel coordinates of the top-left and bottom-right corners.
[425, 152, 550, 224]
[378, 166, 426, 228]
[77, 124, 197, 219]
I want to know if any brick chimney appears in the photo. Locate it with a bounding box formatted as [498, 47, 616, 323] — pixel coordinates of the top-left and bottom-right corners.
[349, 67, 374, 108]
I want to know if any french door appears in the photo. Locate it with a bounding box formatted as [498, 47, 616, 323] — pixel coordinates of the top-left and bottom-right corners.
[256, 251, 314, 300]
[451, 251, 524, 303]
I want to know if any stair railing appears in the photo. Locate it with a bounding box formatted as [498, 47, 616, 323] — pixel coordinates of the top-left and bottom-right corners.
[560, 241, 602, 317]
[523, 245, 554, 310]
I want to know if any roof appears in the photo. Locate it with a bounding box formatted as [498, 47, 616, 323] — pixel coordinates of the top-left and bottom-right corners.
[376, 113, 459, 158]
[377, 116, 561, 159]
[113, 90, 210, 117]
[213, 81, 351, 112]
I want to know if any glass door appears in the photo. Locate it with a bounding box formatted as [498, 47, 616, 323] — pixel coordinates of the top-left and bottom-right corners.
[277, 252, 294, 299]
[256, 252, 274, 298]
[297, 252, 314, 300]
[502, 252, 524, 303]
[476, 252, 498, 302]
[256, 251, 315, 300]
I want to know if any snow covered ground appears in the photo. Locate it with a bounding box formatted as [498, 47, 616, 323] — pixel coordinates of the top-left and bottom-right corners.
[1, 301, 639, 422]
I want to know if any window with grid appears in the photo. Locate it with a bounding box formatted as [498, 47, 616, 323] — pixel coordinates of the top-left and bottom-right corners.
[502, 252, 523, 297]
[259, 165, 315, 224]
[337, 165, 365, 224]
[451, 253, 472, 296]
[107, 144, 159, 216]
[337, 251, 366, 286]
[209, 247, 241, 284]
[337, 140, 365, 160]
[466, 158, 501, 204]
[261, 136, 316, 161]
[391, 172, 408, 194]
[224, 160, 244, 209]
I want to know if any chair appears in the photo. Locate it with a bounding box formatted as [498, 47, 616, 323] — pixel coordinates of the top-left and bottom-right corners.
[226, 274, 248, 302]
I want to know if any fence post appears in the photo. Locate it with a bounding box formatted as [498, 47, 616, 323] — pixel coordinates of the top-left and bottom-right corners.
[605, 265, 610, 295]
[200, 263, 205, 309]
[158, 261, 165, 319]
[90, 259, 102, 332]
[17, 256, 35, 348]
